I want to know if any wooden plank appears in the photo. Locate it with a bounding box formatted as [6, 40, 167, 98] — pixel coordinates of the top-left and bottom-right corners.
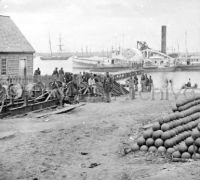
[0, 99, 59, 119]
[36, 103, 85, 118]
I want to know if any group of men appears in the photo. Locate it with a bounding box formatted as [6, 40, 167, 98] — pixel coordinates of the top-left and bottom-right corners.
[66, 71, 114, 103]
[140, 73, 153, 92]
[52, 67, 65, 81]
[34, 68, 114, 103]
[82, 72, 114, 102]
[126, 73, 154, 99]
[34, 67, 155, 102]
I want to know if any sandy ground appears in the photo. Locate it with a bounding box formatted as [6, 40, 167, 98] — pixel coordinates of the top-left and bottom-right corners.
[0, 93, 200, 180]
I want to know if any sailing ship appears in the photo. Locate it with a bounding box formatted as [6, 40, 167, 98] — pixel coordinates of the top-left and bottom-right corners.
[174, 32, 200, 71]
[40, 34, 71, 60]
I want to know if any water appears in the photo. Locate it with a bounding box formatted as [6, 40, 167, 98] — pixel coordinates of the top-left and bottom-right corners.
[149, 71, 200, 90]
[118, 71, 200, 91]
[34, 56, 200, 91]
[33, 56, 73, 75]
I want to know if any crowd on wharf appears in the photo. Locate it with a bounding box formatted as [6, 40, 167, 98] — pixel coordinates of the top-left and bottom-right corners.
[34, 67, 116, 103]
[34, 67, 155, 102]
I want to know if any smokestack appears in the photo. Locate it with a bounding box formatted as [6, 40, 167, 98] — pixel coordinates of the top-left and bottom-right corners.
[161, 25, 166, 54]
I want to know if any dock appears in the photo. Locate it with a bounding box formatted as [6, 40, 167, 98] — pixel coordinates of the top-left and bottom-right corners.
[93, 69, 143, 80]
[111, 69, 143, 80]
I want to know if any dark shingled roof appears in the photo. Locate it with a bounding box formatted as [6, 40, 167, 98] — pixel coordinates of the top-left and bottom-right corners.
[0, 15, 35, 53]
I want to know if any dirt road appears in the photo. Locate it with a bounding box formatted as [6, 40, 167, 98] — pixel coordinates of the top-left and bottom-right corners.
[0, 95, 200, 180]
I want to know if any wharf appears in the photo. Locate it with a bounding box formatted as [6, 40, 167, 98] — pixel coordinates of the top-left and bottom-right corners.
[92, 69, 143, 80]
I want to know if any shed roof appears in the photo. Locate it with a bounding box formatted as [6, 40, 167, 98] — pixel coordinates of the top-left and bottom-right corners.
[0, 15, 35, 53]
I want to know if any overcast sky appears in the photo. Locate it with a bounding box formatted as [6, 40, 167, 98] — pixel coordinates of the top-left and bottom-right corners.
[0, 0, 200, 53]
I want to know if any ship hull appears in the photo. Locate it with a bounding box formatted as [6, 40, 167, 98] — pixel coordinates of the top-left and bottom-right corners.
[73, 59, 139, 72]
[143, 66, 176, 72]
[40, 56, 70, 60]
[175, 64, 200, 71]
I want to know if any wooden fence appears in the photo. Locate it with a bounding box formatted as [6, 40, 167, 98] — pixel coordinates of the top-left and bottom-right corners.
[0, 75, 54, 87]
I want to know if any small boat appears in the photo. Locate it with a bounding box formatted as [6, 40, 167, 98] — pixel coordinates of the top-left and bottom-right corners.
[181, 83, 198, 89]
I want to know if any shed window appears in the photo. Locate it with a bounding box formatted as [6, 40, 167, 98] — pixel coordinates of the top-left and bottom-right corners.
[1, 59, 7, 75]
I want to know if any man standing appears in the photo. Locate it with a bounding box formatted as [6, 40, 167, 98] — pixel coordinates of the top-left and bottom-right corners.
[103, 72, 113, 103]
[34, 67, 41, 82]
[88, 75, 96, 96]
[141, 73, 145, 92]
[149, 75, 153, 92]
[52, 67, 59, 81]
[58, 68, 64, 82]
[128, 76, 135, 100]
[134, 73, 138, 91]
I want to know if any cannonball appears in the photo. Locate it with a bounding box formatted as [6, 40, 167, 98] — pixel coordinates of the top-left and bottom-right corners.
[192, 129, 200, 139]
[148, 146, 157, 152]
[181, 152, 191, 159]
[172, 151, 181, 158]
[161, 123, 170, 132]
[188, 145, 198, 154]
[178, 142, 188, 153]
[137, 137, 146, 146]
[154, 138, 163, 147]
[167, 147, 175, 154]
[157, 146, 166, 153]
[140, 145, 148, 151]
[143, 129, 153, 139]
[185, 137, 194, 146]
[195, 137, 200, 147]
[152, 130, 163, 139]
[152, 122, 161, 131]
[192, 153, 200, 159]
[146, 138, 154, 147]
[131, 143, 140, 152]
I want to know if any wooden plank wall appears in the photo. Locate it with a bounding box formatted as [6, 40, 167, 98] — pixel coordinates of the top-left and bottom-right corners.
[0, 53, 33, 81]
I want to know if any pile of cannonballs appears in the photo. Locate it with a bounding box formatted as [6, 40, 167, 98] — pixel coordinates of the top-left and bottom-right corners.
[132, 96, 200, 159]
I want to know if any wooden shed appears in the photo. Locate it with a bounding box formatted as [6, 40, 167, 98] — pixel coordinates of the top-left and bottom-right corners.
[0, 15, 35, 81]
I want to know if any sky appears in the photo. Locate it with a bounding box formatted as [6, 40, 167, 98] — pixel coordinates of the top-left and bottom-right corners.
[0, 0, 200, 53]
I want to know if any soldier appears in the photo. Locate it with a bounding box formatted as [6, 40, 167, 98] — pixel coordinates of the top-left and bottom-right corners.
[34, 67, 41, 82]
[58, 67, 64, 82]
[149, 75, 153, 92]
[88, 75, 96, 95]
[128, 76, 135, 100]
[103, 72, 113, 103]
[52, 67, 59, 81]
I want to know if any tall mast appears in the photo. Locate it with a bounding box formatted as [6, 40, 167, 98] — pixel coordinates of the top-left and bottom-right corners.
[185, 31, 188, 59]
[177, 40, 179, 54]
[58, 34, 63, 52]
[49, 32, 53, 56]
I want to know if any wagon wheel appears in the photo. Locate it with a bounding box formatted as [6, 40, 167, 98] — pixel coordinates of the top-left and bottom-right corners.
[32, 82, 46, 98]
[0, 84, 6, 101]
[49, 81, 63, 90]
[8, 83, 23, 99]
[0, 84, 7, 113]
[36, 81, 45, 91]
[79, 82, 90, 95]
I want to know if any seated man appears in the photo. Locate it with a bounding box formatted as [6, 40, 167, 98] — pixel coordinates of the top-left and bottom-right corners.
[187, 78, 191, 87]
[88, 75, 97, 95]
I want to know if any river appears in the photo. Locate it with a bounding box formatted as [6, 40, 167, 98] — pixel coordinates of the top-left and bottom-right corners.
[34, 56, 200, 91]
[116, 71, 200, 91]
